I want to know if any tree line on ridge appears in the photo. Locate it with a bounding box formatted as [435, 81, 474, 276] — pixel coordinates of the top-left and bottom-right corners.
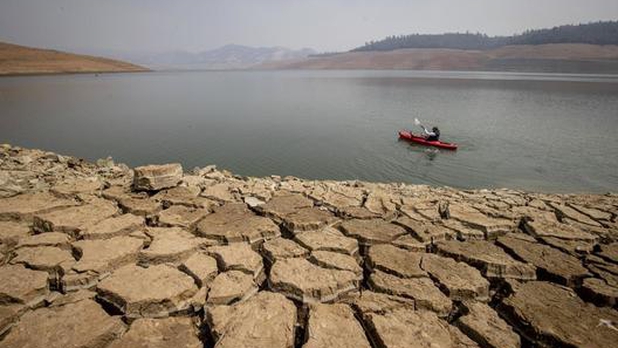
[351, 21, 618, 52]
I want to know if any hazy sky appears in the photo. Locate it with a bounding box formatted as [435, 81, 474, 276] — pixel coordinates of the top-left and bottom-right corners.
[1, 0, 617, 53]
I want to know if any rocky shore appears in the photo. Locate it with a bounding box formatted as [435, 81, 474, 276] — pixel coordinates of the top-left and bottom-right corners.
[0, 144, 617, 348]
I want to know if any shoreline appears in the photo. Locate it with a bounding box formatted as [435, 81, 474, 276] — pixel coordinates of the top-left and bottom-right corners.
[0, 68, 150, 78]
[1, 144, 617, 347]
[2, 144, 615, 213]
[2, 140, 614, 196]
[4, 67, 618, 78]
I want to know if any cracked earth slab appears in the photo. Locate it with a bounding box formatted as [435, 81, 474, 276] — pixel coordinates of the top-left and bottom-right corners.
[496, 233, 591, 286]
[0, 221, 31, 248]
[367, 244, 427, 278]
[269, 257, 361, 303]
[50, 177, 103, 197]
[206, 243, 265, 282]
[368, 269, 453, 317]
[362, 308, 479, 348]
[1, 299, 126, 348]
[0, 265, 49, 306]
[196, 203, 281, 244]
[549, 202, 604, 227]
[79, 213, 145, 240]
[139, 227, 203, 265]
[0, 191, 79, 221]
[206, 291, 297, 348]
[0, 304, 25, 337]
[420, 253, 490, 301]
[339, 219, 408, 248]
[500, 281, 618, 347]
[16, 232, 71, 250]
[580, 277, 618, 308]
[435, 240, 537, 280]
[64, 236, 144, 292]
[152, 185, 214, 209]
[133, 163, 183, 191]
[309, 250, 362, 275]
[10, 246, 75, 287]
[178, 252, 219, 288]
[32, 199, 118, 237]
[598, 243, 618, 264]
[261, 237, 309, 263]
[96, 264, 198, 318]
[346, 290, 415, 315]
[456, 301, 520, 348]
[156, 205, 209, 229]
[303, 303, 372, 348]
[523, 218, 598, 241]
[294, 227, 359, 256]
[281, 207, 339, 234]
[449, 204, 516, 239]
[117, 196, 162, 216]
[393, 216, 452, 244]
[255, 193, 314, 221]
[108, 317, 202, 348]
[207, 270, 258, 305]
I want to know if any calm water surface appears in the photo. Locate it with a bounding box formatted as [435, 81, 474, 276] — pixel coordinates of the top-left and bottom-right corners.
[1, 70, 617, 193]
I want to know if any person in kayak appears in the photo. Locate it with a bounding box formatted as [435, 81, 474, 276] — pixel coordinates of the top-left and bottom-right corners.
[421, 125, 440, 141]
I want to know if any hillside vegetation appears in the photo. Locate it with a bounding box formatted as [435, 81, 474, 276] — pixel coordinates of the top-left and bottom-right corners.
[0, 41, 147, 76]
[259, 43, 618, 73]
[352, 21, 618, 51]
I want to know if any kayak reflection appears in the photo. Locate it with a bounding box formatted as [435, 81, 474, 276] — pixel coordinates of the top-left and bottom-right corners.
[424, 148, 439, 161]
[398, 138, 457, 161]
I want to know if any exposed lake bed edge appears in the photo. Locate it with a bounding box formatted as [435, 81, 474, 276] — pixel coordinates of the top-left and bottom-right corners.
[1, 144, 617, 347]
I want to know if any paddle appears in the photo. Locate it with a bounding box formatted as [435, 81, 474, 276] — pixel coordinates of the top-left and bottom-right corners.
[414, 118, 427, 133]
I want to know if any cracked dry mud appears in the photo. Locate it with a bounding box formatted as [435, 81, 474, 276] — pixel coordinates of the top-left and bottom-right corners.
[1, 145, 618, 347]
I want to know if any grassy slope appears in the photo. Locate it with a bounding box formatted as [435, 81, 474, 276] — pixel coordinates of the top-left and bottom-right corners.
[0, 41, 148, 76]
[258, 44, 618, 73]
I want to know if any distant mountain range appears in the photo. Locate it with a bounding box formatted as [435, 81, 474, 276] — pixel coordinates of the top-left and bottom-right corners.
[123, 44, 316, 70]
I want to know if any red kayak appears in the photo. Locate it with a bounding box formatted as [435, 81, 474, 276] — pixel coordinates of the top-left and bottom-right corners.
[398, 130, 458, 150]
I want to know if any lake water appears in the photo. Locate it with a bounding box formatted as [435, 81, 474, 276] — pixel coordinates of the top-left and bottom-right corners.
[1, 70, 617, 193]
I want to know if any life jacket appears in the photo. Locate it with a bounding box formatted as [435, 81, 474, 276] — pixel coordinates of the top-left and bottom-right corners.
[432, 128, 440, 140]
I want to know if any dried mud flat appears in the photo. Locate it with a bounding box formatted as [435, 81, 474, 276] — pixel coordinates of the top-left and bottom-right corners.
[1, 144, 617, 348]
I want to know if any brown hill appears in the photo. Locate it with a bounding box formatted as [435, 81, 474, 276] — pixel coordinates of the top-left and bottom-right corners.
[0, 41, 148, 76]
[258, 44, 618, 73]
